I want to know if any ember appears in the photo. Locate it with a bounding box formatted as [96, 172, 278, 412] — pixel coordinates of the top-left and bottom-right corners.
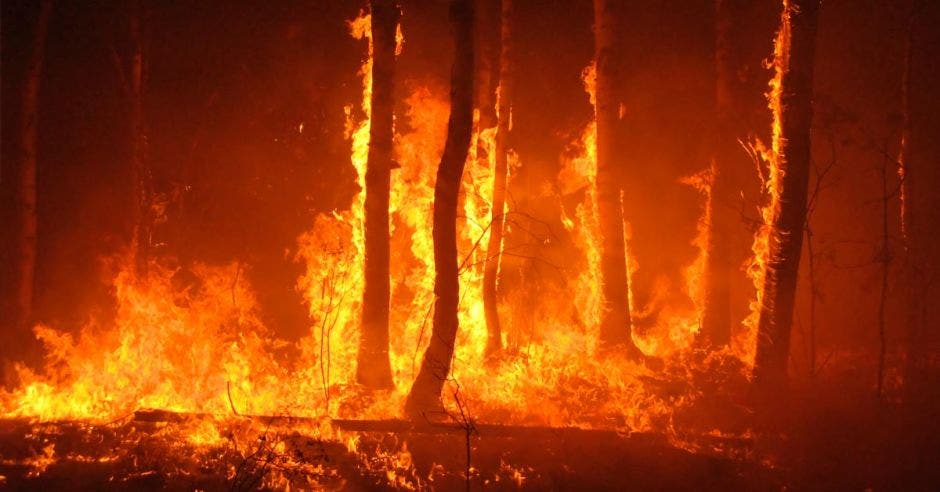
[2, 0, 939, 490]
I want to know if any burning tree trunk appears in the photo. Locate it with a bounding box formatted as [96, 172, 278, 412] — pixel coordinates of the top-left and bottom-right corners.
[699, 0, 736, 348]
[482, 0, 513, 358]
[752, 0, 820, 393]
[357, 0, 399, 390]
[14, 0, 52, 337]
[593, 0, 641, 356]
[405, 0, 474, 417]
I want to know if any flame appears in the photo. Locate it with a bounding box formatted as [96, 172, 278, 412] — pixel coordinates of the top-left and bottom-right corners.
[1, 9, 751, 465]
[738, 2, 791, 364]
[683, 163, 714, 323]
[296, 11, 373, 415]
[558, 63, 602, 338]
[386, 87, 446, 408]
[4, 261, 303, 421]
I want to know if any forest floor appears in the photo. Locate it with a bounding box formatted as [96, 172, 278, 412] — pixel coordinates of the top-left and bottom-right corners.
[1, 354, 937, 490]
[0, 413, 775, 491]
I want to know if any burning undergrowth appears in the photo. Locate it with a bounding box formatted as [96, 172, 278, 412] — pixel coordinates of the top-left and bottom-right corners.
[0, 7, 779, 490]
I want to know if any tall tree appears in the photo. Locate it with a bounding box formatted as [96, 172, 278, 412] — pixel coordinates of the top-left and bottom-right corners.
[752, 0, 821, 393]
[14, 0, 53, 337]
[473, 0, 500, 131]
[593, 0, 642, 357]
[899, 0, 931, 406]
[482, 0, 512, 358]
[698, 0, 736, 348]
[405, 0, 474, 417]
[112, 0, 151, 277]
[358, 0, 400, 390]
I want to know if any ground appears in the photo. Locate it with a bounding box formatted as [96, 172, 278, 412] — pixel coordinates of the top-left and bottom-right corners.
[0, 413, 775, 491]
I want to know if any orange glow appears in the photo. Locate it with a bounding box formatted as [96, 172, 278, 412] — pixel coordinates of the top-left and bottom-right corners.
[2, 0, 929, 488]
[739, 2, 790, 365]
[2, 9, 749, 456]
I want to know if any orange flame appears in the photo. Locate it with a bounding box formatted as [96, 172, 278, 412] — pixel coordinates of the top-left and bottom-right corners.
[738, 2, 791, 364]
[2, 8, 748, 448]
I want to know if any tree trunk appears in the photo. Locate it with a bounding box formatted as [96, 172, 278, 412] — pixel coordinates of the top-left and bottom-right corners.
[405, 0, 474, 417]
[15, 0, 52, 336]
[482, 0, 512, 358]
[473, 0, 500, 130]
[899, 2, 930, 407]
[699, 0, 735, 348]
[127, 0, 152, 278]
[358, 0, 399, 389]
[752, 0, 820, 394]
[594, 0, 640, 356]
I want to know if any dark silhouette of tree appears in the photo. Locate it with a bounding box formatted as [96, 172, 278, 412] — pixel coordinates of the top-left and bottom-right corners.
[405, 0, 474, 417]
[899, 0, 933, 406]
[752, 0, 821, 394]
[7, 0, 52, 386]
[482, 0, 512, 358]
[474, 0, 499, 131]
[358, 0, 400, 390]
[594, 0, 642, 357]
[699, 0, 736, 348]
[112, 0, 151, 277]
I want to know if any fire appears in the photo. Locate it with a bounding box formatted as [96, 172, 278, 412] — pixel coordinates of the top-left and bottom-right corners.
[4, 0, 925, 488]
[558, 63, 602, 339]
[295, 10, 373, 415]
[5, 262, 290, 421]
[739, 1, 791, 365]
[683, 163, 715, 322]
[2, 5, 747, 464]
[558, 62, 710, 358]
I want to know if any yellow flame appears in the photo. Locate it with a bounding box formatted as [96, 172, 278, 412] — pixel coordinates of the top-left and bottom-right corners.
[2, 8, 748, 450]
[738, 1, 791, 365]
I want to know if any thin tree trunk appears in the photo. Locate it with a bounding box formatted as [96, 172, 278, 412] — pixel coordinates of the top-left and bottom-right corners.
[699, 0, 735, 348]
[405, 0, 474, 417]
[127, 0, 152, 278]
[752, 0, 820, 394]
[897, 8, 913, 251]
[15, 0, 52, 334]
[877, 150, 891, 399]
[898, 3, 927, 405]
[482, 0, 512, 358]
[358, 0, 399, 389]
[805, 226, 817, 375]
[594, 0, 640, 356]
[474, 0, 499, 130]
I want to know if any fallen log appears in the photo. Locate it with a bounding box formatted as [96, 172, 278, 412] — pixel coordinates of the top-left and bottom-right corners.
[131, 409, 642, 440]
[330, 417, 638, 439]
[0, 414, 773, 491]
[132, 408, 328, 426]
[129, 410, 751, 451]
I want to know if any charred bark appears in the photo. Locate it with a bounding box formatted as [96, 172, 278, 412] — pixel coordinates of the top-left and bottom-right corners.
[405, 0, 474, 417]
[482, 0, 512, 358]
[357, 0, 400, 390]
[9, 0, 52, 382]
[753, 0, 821, 394]
[594, 0, 640, 356]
